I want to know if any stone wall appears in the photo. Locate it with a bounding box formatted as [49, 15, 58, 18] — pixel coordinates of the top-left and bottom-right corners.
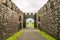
[18, 13, 24, 29]
[23, 13, 26, 28]
[0, 3, 19, 40]
[34, 13, 37, 28]
[26, 13, 34, 19]
[0, 0, 24, 40]
[0, 0, 22, 13]
[36, 0, 60, 40]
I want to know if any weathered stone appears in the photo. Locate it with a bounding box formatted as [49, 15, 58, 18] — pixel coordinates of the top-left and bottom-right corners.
[36, 0, 60, 39]
[0, 3, 24, 40]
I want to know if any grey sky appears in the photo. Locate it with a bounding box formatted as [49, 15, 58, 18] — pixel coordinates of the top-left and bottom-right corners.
[26, 18, 34, 22]
[11, 0, 48, 22]
[12, 0, 48, 13]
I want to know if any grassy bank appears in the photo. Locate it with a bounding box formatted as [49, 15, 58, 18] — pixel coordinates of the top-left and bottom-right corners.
[39, 30, 56, 40]
[6, 31, 22, 40]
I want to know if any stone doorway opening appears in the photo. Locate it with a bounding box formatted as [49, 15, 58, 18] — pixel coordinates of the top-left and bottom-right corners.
[26, 18, 34, 29]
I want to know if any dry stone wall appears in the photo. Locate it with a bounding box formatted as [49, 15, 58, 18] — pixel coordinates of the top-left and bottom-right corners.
[0, 3, 20, 40]
[0, 0, 24, 40]
[37, 0, 60, 40]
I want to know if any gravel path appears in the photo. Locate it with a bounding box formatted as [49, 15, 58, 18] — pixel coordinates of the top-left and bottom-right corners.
[16, 29, 46, 40]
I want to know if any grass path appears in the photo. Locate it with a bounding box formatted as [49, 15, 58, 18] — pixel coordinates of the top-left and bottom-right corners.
[16, 29, 46, 40]
[6, 22, 56, 40]
[6, 29, 56, 40]
[26, 22, 34, 28]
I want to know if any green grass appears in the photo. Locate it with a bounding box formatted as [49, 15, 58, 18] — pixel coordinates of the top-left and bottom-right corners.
[32, 22, 34, 28]
[39, 30, 56, 40]
[26, 22, 34, 28]
[6, 31, 22, 40]
[26, 22, 29, 27]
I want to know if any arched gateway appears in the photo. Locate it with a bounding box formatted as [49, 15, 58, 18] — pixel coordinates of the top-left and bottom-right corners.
[23, 13, 37, 28]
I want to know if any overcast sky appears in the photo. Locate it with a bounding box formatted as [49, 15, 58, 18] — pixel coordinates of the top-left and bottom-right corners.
[11, 0, 48, 22]
[26, 18, 34, 22]
[12, 0, 48, 13]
